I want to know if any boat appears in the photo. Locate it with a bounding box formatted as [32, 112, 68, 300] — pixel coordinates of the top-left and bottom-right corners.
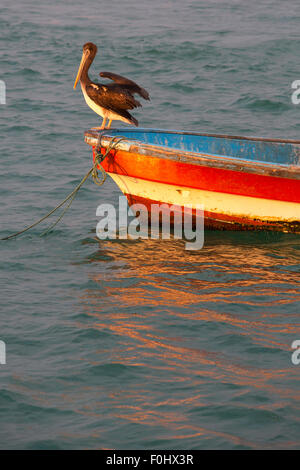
[84, 128, 300, 233]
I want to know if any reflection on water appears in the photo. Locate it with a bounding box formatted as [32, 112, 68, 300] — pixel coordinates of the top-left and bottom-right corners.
[74, 233, 300, 449]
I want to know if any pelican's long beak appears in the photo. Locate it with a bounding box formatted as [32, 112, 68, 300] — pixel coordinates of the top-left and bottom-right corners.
[73, 50, 90, 89]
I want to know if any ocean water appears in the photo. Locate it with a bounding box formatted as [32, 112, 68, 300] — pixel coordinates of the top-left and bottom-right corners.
[0, 0, 300, 450]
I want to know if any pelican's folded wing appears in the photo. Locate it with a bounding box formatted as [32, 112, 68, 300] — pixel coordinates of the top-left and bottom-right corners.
[86, 83, 140, 111]
[99, 71, 150, 101]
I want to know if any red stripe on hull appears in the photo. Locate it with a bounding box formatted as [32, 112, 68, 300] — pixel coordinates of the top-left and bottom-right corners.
[124, 194, 300, 233]
[93, 147, 300, 203]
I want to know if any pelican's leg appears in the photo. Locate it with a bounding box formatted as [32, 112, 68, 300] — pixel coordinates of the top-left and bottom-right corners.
[106, 119, 112, 129]
[100, 117, 107, 130]
[91, 117, 107, 131]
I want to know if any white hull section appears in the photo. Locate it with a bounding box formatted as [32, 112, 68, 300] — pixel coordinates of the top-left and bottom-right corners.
[108, 173, 300, 223]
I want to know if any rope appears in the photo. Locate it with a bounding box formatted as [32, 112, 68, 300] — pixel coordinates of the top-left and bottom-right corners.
[1, 135, 125, 241]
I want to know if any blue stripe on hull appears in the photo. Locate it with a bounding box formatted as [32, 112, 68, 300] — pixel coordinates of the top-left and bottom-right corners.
[102, 127, 300, 166]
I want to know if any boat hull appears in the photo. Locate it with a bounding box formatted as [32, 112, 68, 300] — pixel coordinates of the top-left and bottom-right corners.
[85, 128, 300, 233]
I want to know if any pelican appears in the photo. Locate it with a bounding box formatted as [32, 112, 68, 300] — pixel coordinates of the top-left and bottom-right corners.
[73, 42, 150, 129]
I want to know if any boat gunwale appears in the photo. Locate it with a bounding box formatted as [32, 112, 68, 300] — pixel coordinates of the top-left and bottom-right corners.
[84, 127, 300, 144]
[84, 129, 300, 180]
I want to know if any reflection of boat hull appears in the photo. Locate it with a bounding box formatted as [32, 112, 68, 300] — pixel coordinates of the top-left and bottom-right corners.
[84, 128, 300, 232]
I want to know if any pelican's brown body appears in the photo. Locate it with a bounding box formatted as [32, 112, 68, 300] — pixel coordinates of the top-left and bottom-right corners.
[74, 42, 150, 129]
